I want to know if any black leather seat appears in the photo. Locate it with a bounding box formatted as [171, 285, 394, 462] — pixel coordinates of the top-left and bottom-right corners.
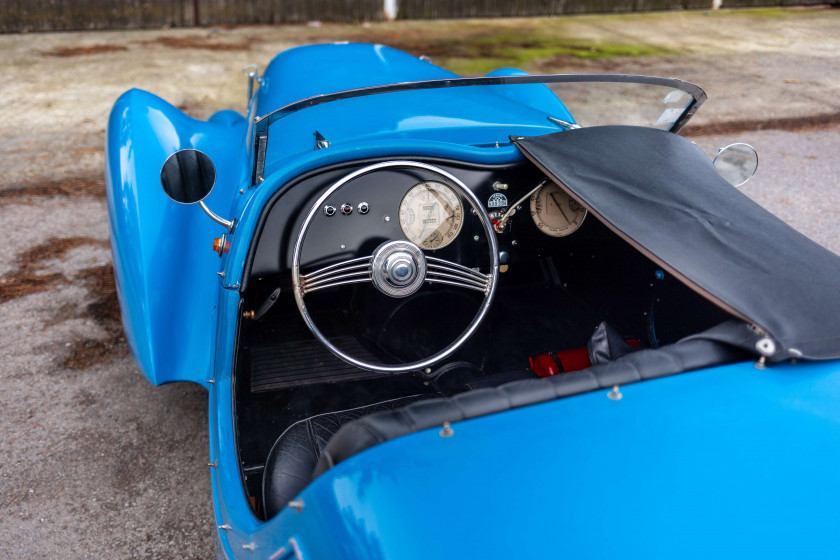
[261, 394, 433, 519]
[262, 321, 751, 520]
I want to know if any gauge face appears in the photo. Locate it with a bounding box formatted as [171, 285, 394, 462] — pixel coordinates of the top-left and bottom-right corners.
[399, 181, 463, 250]
[530, 182, 587, 237]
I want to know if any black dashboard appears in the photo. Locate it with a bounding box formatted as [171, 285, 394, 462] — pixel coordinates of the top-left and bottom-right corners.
[248, 158, 577, 279]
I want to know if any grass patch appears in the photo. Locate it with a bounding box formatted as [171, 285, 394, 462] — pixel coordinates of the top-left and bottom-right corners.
[346, 22, 676, 75]
[712, 7, 798, 18]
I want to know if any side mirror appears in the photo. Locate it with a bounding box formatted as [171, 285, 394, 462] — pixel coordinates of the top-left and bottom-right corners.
[160, 149, 234, 232]
[713, 143, 758, 187]
[160, 149, 216, 204]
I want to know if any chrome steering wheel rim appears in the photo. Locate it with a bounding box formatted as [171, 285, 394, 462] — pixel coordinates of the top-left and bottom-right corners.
[291, 160, 499, 373]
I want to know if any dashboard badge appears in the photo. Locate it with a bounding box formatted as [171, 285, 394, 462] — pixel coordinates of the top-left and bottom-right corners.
[488, 193, 508, 209]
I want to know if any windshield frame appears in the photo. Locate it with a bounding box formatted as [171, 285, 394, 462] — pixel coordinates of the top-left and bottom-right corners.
[250, 73, 706, 185]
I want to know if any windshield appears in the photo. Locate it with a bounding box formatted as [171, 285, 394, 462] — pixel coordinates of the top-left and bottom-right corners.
[543, 82, 698, 129]
[251, 74, 705, 184]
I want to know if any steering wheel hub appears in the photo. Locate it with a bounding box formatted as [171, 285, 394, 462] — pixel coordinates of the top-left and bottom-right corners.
[371, 240, 426, 297]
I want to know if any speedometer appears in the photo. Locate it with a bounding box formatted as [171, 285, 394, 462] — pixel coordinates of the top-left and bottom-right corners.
[399, 181, 463, 250]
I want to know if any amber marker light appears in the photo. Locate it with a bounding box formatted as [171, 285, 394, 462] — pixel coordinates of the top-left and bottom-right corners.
[213, 237, 230, 255]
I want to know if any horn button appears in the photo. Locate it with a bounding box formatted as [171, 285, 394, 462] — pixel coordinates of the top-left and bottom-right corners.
[371, 240, 426, 297]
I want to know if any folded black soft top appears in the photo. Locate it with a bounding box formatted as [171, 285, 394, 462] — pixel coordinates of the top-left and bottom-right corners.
[515, 126, 840, 363]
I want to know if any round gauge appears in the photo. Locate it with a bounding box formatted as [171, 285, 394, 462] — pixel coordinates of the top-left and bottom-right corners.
[530, 182, 587, 237]
[399, 181, 464, 250]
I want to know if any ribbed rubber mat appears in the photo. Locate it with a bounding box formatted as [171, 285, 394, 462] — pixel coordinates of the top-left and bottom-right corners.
[250, 336, 384, 392]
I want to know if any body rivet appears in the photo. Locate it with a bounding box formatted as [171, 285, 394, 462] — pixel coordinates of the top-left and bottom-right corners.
[288, 499, 305, 513]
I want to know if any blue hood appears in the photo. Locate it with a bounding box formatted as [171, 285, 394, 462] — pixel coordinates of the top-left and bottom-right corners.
[253, 44, 568, 177]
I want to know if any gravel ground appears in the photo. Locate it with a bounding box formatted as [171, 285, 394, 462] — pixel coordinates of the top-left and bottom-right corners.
[1, 8, 838, 559]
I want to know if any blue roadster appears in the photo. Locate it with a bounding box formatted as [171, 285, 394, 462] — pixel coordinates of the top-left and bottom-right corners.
[106, 43, 840, 559]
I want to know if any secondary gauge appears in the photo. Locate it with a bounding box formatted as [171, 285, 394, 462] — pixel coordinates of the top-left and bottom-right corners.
[399, 181, 464, 250]
[530, 181, 587, 237]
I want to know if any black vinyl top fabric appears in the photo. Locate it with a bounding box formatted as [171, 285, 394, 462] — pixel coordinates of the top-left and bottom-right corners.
[515, 126, 840, 363]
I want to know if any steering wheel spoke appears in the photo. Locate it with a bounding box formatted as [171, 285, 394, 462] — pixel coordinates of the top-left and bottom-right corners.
[300, 256, 372, 295]
[425, 257, 491, 293]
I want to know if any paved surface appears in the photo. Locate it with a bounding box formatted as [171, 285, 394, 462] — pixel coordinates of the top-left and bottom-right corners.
[1, 8, 838, 559]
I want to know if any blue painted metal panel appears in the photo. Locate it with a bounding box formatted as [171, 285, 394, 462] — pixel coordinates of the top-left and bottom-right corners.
[252, 44, 564, 177]
[256, 43, 458, 115]
[243, 359, 840, 559]
[105, 89, 247, 385]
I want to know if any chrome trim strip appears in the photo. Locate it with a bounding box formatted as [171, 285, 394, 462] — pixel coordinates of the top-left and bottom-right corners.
[303, 270, 372, 292]
[304, 277, 372, 294]
[425, 271, 488, 290]
[426, 264, 488, 283]
[302, 258, 371, 282]
[425, 278, 488, 293]
[426, 256, 489, 278]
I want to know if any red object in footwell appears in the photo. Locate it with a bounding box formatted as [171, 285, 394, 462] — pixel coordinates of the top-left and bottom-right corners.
[529, 347, 592, 378]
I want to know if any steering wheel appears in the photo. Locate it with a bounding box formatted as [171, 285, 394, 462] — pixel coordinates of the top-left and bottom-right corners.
[291, 160, 499, 373]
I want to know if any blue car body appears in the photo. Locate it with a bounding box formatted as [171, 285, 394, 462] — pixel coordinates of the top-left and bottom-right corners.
[105, 43, 840, 559]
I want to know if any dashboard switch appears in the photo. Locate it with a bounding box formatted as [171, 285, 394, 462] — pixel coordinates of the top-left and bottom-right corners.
[340, 203, 353, 215]
[323, 205, 336, 216]
[357, 202, 370, 214]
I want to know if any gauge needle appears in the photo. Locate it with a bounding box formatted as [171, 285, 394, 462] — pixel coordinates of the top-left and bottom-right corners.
[550, 192, 573, 223]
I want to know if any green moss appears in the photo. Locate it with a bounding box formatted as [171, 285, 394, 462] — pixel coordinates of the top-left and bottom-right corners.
[340, 17, 679, 76]
[712, 8, 793, 18]
[433, 35, 674, 75]
[438, 56, 518, 76]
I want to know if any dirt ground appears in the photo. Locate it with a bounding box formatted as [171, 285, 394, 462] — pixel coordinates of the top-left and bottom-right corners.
[1, 7, 839, 559]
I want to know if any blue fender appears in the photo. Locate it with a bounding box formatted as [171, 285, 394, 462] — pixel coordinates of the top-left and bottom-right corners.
[105, 89, 247, 386]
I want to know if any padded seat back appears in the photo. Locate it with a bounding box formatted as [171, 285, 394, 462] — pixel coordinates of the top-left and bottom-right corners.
[262, 394, 432, 519]
[313, 334, 745, 478]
